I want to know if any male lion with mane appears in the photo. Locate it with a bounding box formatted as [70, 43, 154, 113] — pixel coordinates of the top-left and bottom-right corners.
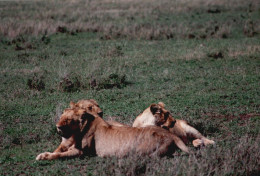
[36, 101, 189, 160]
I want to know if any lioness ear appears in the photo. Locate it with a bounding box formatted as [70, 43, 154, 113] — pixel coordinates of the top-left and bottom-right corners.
[89, 99, 98, 106]
[78, 110, 95, 133]
[158, 102, 165, 108]
[77, 109, 95, 120]
[163, 117, 176, 129]
[168, 117, 176, 128]
[70, 102, 76, 109]
[150, 104, 159, 114]
[168, 118, 176, 128]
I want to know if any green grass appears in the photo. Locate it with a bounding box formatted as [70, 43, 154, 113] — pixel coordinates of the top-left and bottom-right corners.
[0, 0, 260, 175]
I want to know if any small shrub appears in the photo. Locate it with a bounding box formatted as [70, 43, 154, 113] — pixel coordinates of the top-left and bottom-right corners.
[207, 8, 221, 14]
[27, 75, 45, 91]
[15, 44, 25, 51]
[57, 26, 68, 33]
[41, 34, 50, 45]
[244, 20, 257, 37]
[91, 74, 129, 90]
[207, 51, 224, 59]
[59, 74, 81, 92]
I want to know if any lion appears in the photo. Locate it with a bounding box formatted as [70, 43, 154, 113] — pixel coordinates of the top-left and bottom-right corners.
[36, 106, 189, 160]
[72, 100, 214, 147]
[133, 102, 215, 147]
[48, 99, 103, 155]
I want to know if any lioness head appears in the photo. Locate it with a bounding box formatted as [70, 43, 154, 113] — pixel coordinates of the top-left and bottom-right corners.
[70, 99, 103, 117]
[56, 108, 95, 138]
[150, 102, 176, 129]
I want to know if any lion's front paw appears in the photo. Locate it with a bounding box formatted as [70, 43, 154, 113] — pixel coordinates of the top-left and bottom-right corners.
[204, 139, 215, 146]
[36, 152, 54, 160]
[192, 139, 203, 147]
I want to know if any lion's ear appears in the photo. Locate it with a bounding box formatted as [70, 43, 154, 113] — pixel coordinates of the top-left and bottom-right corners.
[70, 102, 76, 109]
[158, 102, 165, 108]
[79, 110, 95, 132]
[150, 104, 159, 114]
[167, 117, 176, 128]
[162, 117, 176, 129]
[89, 99, 98, 106]
[77, 109, 95, 120]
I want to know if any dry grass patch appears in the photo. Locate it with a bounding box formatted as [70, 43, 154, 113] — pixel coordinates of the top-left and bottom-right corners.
[228, 45, 260, 58]
[0, 0, 258, 39]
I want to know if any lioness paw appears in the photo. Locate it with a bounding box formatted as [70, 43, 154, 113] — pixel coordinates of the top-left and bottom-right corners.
[204, 139, 215, 146]
[36, 152, 53, 160]
[192, 139, 203, 147]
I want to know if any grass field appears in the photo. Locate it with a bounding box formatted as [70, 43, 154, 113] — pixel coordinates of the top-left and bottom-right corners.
[0, 0, 260, 175]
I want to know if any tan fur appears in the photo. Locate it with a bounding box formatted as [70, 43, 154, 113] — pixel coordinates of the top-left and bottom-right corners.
[36, 103, 189, 160]
[46, 99, 103, 156]
[106, 120, 128, 127]
[75, 100, 214, 146]
[70, 99, 103, 117]
[133, 102, 215, 147]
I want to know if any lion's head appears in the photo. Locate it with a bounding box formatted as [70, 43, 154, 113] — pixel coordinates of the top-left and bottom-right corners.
[150, 102, 176, 129]
[56, 108, 95, 138]
[70, 99, 103, 117]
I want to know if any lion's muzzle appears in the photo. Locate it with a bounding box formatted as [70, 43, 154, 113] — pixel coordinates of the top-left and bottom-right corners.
[56, 125, 71, 138]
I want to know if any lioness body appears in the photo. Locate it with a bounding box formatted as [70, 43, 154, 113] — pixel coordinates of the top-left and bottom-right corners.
[74, 100, 214, 147]
[36, 103, 189, 160]
[87, 117, 188, 157]
[133, 102, 215, 147]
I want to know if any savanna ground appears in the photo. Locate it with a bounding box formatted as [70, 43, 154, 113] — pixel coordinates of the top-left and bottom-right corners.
[0, 0, 260, 175]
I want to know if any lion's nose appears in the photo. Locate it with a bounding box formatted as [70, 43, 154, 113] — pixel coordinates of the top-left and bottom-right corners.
[56, 125, 62, 133]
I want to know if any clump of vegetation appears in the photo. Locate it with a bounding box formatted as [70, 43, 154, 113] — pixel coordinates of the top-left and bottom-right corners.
[244, 20, 258, 37]
[207, 51, 224, 59]
[41, 34, 50, 45]
[27, 75, 45, 91]
[59, 74, 81, 92]
[91, 74, 128, 90]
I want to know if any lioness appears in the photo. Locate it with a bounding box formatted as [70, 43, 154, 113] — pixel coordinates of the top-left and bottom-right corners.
[133, 102, 215, 147]
[36, 106, 189, 160]
[50, 99, 103, 154]
[74, 100, 214, 147]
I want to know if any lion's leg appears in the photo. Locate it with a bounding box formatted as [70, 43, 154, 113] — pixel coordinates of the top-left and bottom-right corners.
[36, 147, 82, 160]
[171, 135, 189, 153]
[58, 147, 82, 158]
[154, 134, 189, 157]
[179, 121, 215, 147]
[54, 137, 75, 153]
[53, 144, 67, 153]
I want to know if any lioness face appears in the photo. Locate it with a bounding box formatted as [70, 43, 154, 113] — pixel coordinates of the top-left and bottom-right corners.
[150, 103, 176, 128]
[70, 99, 103, 117]
[56, 108, 88, 138]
